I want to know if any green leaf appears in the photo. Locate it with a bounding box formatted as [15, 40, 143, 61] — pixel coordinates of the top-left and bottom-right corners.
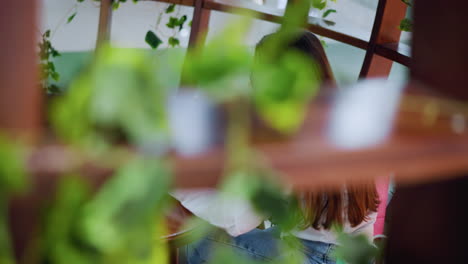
[333, 233, 379, 264]
[0, 135, 27, 195]
[145, 30, 162, 49]
[401, 0, 413, 6]
[320, 39, 328, 47]
[165, 4, 176, 13]
[322, 9, 336, 18]
[44, 30, 51, 38]
[166, 16, 178, 29]
[251, 50, 320, 133]
[51, 48, 61, 57]
[112, 2, 120, 10]
[312, 0, 327, 10]
[168, 37, 180, 47]
[51, 71, 60, 81]
[177, 15, 187, 31]
[399, 18, 413, 32]
[67, 12, 77, 23]
[47, 84, 61, 94]
[47, 62, 55, 71]
[79, 158, 171, 253]
[77, 0, 84, 2]
[188, 20, 192, 27]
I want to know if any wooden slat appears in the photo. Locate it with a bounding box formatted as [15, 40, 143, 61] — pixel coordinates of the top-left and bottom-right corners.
[96, 0, 113, 48]
[359, 0, 407, 78]
[146, 0, 195, 6]
[375, 42, 411, 67]
[203, 0, 369, 50]
[188, 0, 211, 47]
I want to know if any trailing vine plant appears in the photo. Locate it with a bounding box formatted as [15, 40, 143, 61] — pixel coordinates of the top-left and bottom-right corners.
[400, 0, 413, 32]
[39, 30, 62, 94]
[38, 0, 190, 95]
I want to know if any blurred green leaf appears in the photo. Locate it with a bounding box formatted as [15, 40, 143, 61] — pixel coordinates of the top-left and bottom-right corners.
[0, 135, 27, 264]
[78, 158, 171, 256]
[168, 37, 180, 47]
[51, 45, 170, 148]
[333, 233, 378, 264]
[399, 18, 413, 32]
[182, 16, 253, 100]
[322, 9, 336, 18]
[401, 0, 413, 6]
[0, 135, 27, 195]
[252, 51, 320, 134]
[145, 30, 162, 49]
[166, 17, 178, 29]
[312, 0, 327, 10]
[51, 71, 60, 81]
[177, 15, 187, 31]
[165, 4, 175, 13]
[67, 12, 77, 24]
[40, 176, 96, 264]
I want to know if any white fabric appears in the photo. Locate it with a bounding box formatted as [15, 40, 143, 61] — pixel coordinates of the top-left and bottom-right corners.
[172, 189, 377, 244]
[171, 189, 264, 237]
[293, 211, 377, 244]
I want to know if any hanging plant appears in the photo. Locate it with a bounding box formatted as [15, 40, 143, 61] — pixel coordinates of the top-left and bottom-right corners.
[399, 0, 413, 32]
[39, 30, 61, 94]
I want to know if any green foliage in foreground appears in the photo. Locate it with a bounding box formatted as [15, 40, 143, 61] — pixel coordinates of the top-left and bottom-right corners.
[2, 1, 382, 263]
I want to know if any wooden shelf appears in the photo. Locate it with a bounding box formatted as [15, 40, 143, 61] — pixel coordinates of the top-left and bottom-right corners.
[174, 84, 468, 190]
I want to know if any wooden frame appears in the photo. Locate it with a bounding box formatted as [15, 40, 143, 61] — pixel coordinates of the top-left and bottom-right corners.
[95, 0, 410, 69]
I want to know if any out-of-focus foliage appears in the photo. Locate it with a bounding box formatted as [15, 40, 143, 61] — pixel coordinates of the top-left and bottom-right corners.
[51, 46, 177, 149]
[222, 170, 303, 233]
[0, 136, 27, 264]
[333, 233, 379, 264]
[182, 16, 253, 100]
[39, 159, 171, 264]
[399, 18, 413, 32]
[252, 50, 320, 133]
[39, 30, 62, 94]
[5, 0, 381, 263]
[400, 0, 413, 32]
[0, 136, 27, 195]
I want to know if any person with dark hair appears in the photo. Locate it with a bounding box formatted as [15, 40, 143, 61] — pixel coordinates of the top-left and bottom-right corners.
[182, 31, 379, 264]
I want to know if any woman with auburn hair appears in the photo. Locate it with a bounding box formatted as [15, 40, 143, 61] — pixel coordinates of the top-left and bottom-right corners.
[181, 31, 379, 264]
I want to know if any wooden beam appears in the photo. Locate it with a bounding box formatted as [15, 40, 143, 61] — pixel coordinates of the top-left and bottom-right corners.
[385, 0, 468, 262]
[146, 0, 195, 6]
[96, 0, 113, 48]
[0, 1, 43, 261]
[0, 1, 41, 140]
[203, 0, 369, 50]
[173, 87, 468, 190]
[359, 0, 407, 78]
[188, 0, 211, 47]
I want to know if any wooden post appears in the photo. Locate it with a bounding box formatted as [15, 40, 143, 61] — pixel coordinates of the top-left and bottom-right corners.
[96, 0, 113, 48]
[385, 0, 468, 262]
[359, 0, 407, 78]
[188, 0, 211, 47]
[0, 1, 41, 139]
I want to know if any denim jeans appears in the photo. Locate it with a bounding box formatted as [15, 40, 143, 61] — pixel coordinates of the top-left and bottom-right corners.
[182, 227, 336, 264]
